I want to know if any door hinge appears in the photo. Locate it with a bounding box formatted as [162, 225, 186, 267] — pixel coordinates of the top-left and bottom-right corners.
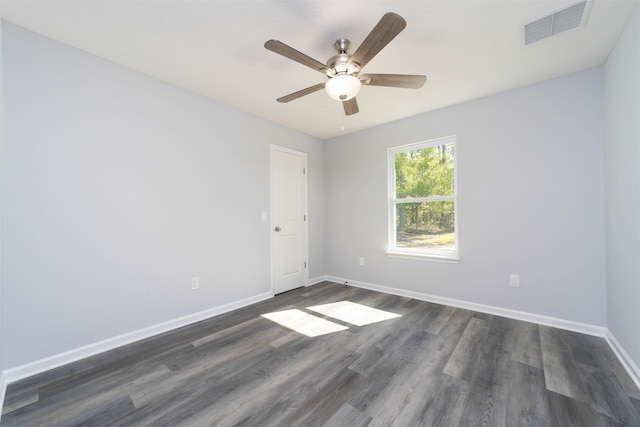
[304, 261, 307, 268]
[303, 167, 306, 175]
[303, 214, 306, 221]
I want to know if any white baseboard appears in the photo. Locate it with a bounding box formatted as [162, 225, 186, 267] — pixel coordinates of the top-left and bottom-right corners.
[326, 276, 606, 337]
[307, 275, 328, 287]
[2, 292, 273, 385]
[605, 330, 640, 391]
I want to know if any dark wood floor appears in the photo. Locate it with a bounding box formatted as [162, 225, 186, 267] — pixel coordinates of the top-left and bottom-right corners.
[2, 282, 640, 426]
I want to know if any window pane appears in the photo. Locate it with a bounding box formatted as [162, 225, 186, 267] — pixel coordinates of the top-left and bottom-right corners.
[396, 201, 455, 252]
[395, 144, 454, 198]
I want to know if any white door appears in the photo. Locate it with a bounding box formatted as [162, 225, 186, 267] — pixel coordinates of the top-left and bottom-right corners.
[270, 145, 308, 294]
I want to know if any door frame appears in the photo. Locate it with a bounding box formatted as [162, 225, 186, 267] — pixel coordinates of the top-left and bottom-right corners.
[270, 144, 309, 295]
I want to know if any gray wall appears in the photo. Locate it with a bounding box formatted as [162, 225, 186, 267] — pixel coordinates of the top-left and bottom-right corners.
[0, 18, 4, 379]
[1, 22, 324, 368]
[325, 68, 607, 326]
[3, 9, 639, 374]
[604, 4, 640, 369]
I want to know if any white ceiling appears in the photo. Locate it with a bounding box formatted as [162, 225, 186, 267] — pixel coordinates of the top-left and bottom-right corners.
[0, 0, 637, 139]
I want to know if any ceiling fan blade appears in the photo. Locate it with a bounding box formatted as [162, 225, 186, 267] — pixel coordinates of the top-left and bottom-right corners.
[360, 73, 426, 89]
[277, 83, 326, 103]
[348, 12, 406, 70]
[343, 98, 359, 115]
[265, 40, 331, 75]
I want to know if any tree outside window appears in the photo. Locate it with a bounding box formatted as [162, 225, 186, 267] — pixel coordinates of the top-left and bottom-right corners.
[389, 137, 457, 259]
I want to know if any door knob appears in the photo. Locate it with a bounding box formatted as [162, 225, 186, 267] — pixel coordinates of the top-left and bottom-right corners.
[274, 226, 281, 232]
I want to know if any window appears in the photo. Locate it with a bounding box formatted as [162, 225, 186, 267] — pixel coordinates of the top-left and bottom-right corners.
[388, 136, 458, 261]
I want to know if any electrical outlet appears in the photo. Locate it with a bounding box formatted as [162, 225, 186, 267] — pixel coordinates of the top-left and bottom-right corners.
[359, 257, 365, 266]
[191, 277, 200, 290]
[509, 274, 520, 287]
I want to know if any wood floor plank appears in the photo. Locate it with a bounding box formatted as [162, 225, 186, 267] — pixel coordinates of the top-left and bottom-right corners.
[352, 310, 473, 424]
[577, 363, 640, 425]
[0, 389, 38, 415]
[411, 373, 469, 426]
[348, 346, 387, 377]
[424, 304, 456, 335]
[2, 282, 639, 426]
[459, 316, 516, 427]
[1, 364, 169, 426]
[443, 317, 490, 381]
[156, 332, 359, 426]
[358, 360, 426, 425]
[547, 390, 627, 427]
[129, 332, 289, 410]
[276, 367, 367, 426]
[511, 321, 543, 369]
[345, 355, 411, 415]
[539, 325, 589, 400]
[567, 331, 640, 401]
[191, 316, 270, 347]
[322, 402, 372, 427]
[505, 362, 551, 426]
[70, 397, 136, 427]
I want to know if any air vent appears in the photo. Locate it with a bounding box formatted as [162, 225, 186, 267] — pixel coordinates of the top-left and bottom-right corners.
[525, 1, 587, 45]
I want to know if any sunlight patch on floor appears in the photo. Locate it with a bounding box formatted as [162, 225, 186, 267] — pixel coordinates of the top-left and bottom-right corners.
[261, 309, 348, 337]
[262, 301, 402, 337]
[307, 301, 402, 326]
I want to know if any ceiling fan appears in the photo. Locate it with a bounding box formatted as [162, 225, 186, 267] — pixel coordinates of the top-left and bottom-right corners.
[264, 12, 427, 116]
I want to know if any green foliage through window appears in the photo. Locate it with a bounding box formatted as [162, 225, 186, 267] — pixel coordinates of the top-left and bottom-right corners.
[395, 145, 454, 199]
[390, 139, 457, 255]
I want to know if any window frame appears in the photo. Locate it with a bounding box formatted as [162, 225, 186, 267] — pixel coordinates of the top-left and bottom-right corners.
[387, 136, 459, 262]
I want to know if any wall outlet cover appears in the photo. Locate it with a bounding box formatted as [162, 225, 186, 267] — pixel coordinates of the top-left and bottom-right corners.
[509, 274, 520, 287]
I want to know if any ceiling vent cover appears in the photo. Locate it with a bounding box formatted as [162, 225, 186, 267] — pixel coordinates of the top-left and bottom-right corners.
[525, 1, 587, 45]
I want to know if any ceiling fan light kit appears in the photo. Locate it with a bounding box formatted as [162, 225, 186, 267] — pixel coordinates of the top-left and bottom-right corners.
[325, 74, 361, 101]
[265, 12, 426, 116]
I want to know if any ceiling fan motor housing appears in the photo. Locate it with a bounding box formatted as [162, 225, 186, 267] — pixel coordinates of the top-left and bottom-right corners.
[327, 39, 361, 75]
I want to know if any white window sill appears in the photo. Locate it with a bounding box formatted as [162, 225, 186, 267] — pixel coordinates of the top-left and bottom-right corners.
[386, 251, 460, 264]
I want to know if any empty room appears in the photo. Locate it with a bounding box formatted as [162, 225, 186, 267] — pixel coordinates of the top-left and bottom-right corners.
[0, 0, 639, 425]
